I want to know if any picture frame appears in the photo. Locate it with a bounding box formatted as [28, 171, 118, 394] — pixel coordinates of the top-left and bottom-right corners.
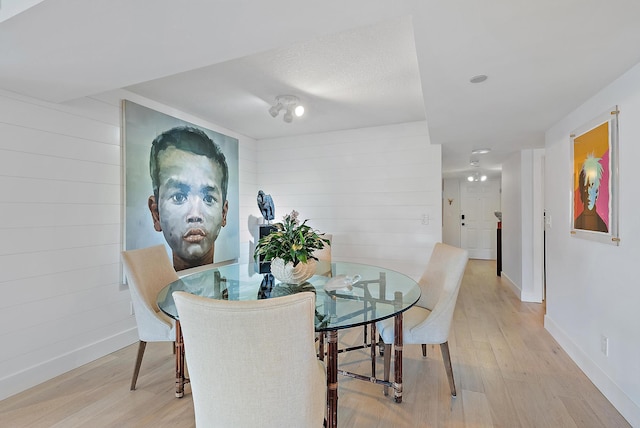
[569, 106, 619, 245]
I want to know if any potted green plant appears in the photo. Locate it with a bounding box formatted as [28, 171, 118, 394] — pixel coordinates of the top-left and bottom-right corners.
[254, 210, 330, 284]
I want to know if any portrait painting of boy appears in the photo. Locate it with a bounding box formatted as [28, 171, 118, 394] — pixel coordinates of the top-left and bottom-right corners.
[124, 100, 239, 270]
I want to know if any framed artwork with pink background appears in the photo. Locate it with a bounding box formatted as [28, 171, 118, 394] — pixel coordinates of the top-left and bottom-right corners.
[570, 106, 619, 245]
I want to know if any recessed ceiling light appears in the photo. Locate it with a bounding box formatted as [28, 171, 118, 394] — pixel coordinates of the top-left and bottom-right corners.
[469, 75, 488, 84]
[471, 148, 491, 155]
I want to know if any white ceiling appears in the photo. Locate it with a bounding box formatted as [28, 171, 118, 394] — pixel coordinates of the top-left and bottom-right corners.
[2, 0, 640, 179]
[126, 16, 426, 141]
[0, 0, 45, 23]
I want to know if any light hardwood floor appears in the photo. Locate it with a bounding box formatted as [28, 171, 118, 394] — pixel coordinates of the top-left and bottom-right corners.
[0, 260, 630, 427]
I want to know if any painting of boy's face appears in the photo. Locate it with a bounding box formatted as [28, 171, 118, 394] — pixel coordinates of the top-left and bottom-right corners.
[148, 146, 228, 269]
[124, 100, 239, 268]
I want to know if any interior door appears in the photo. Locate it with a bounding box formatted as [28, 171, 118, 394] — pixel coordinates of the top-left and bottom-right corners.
[460, 179, 501, 259]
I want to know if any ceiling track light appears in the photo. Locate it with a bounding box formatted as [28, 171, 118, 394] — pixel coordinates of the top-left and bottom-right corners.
[268, 95, 304, 123]
[269, 102, 283, 118]
[283, 108, 293, 123]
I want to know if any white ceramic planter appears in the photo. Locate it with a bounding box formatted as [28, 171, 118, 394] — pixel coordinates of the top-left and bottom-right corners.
[270, 258, 317, 284]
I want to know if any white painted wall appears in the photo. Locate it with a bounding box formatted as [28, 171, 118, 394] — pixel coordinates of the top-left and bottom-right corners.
[544, 62, 640, 426]
[442, 178, 461, 248]
[0, 89, 260, 400]
[501, 149, 544, 303]
[257, 122, 441, 280]
[0, 89, 129, 400]
[531, 149, 545, 302]
[501, 152, 522, 288]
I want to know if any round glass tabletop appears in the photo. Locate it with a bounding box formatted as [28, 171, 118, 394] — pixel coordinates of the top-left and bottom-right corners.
[157, 261, 421, 332]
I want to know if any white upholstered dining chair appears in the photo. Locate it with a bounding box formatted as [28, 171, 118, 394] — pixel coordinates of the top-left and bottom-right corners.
[121, 245, 178, 391]
[173, 291, 326, 427]
[376, 243, 468, 397]
[313, 233, 332, 277]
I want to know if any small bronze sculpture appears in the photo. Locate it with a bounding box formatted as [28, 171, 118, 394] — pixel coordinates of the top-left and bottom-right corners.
[257, 190, 275, 222]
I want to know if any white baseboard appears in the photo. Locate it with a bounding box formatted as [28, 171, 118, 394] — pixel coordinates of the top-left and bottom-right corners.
[520, 291, 542, 303]
[544, 315, 639, 427]
[501, 272, 542, 303]
[501, 272, 521, 299]
[0, 328, 138, 401]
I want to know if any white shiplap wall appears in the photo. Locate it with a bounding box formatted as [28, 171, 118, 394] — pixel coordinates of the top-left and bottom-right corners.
[0, 89, 128, 399]
[257, 121, 442, 279]
[0, 89, 259, 400]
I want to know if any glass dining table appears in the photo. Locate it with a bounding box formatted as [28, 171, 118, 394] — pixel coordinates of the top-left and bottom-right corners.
[157, 260, 421, 428]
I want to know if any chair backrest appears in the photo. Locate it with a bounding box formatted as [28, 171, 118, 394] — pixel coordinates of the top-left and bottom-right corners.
[313, 233, 332, 276]
[313, 233, 332, 262]
[410, 243, 468, 343]
[121, 245, 179, 341]
[173, 291, 326, 428]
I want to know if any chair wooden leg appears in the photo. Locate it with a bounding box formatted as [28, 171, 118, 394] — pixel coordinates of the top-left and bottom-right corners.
[383, 343, 391, 396]
[440, 341, 456, 397]
[421, 344, 427, 357]
[130, 340, 147, 391]
[317, 332, 325, 361]
[370, 324, 377, 378]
